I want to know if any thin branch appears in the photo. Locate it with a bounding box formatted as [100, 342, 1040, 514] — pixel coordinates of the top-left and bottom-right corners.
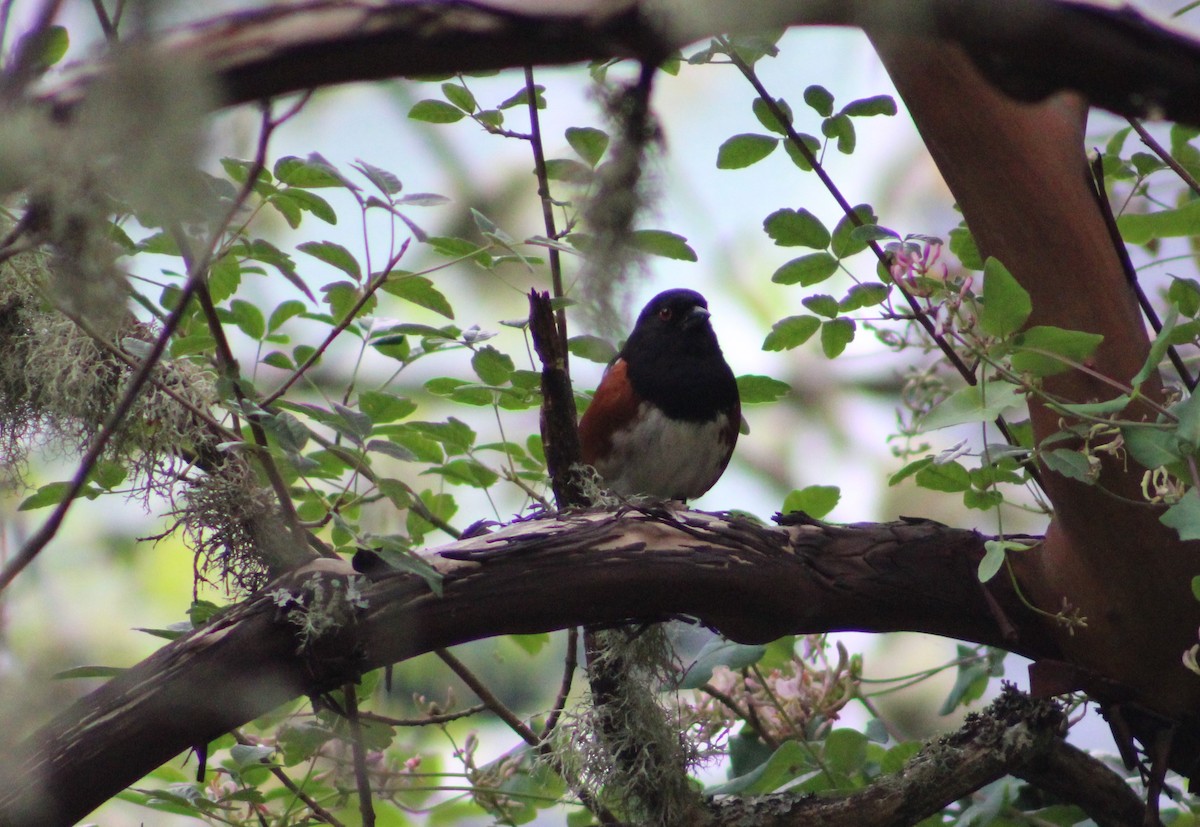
[232, 730, 347, 827]
[356, 705, 486, 727]
[261, 242, 409, 406]
[1129, 117, 1200, 199]
[436, 648, 538, 746]
[89, 0, 116, 41]
[0, 98, 295, 592]
[719, 36, 1046, 493]
[523, 65, 569, 363]
[1088, 151, 1195, 391]
[342, 684, 376, 827]
[540, 626, 577, 740]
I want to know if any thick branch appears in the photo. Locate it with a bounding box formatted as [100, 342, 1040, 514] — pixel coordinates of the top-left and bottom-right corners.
[0, 511, 1056, 826]
[39, 1, 1200, 127]
[869, 28, 1200, 746]
[708, 687, 1148, 827]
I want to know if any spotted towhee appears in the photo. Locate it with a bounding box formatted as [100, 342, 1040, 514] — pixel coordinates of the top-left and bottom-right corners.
[579, 288, 740, 501]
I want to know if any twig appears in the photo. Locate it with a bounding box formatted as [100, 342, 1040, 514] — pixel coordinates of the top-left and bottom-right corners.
[0, 99, 292, 592]
[1088, 151, 1195, 391]
[231, 730, 347, 827]
[523, 66, 569, 363]
[1129, 117, 1200, 200]
[540, 626, 577, 739]
[356, 704, 486, 727]
[342, 684, 376, 827]
[262, 242, 409, 405]
[436, 648, 538, 745]
[719, 37, 1045, 492]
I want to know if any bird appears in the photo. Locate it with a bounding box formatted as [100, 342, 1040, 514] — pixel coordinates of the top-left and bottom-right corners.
[578, 288, 740, 501]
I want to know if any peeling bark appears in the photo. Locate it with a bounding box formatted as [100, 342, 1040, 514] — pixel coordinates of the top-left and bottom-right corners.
[0, 511, 1053, 826]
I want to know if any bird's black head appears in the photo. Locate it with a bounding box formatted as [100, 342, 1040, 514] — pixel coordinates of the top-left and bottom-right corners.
[620, 288, 737, 421]
[627, 289, 716, 352]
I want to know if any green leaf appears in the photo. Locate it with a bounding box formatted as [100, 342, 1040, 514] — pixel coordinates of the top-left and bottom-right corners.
[915, 460, 971, 493]
[1117, 198, 1200, 245]
[772, 252, 838, 286]
[274, 155, 347, 189]
[408, 99, 466, 123]
[889, 456, 934, 486]
[716, 133, 779, 169]
[510, 633, 550, 656]
[980, 257, 1031, 337]
[1192, 575, 1200, 602]
[762, 315, 821, 351]
[631, 229, 697, 261]
[1122, 425, 1183, 469]
[1169, 278, 1200, 317]
[736, 374, 790, 404]
[801, 294, 838, 318]
[565, 126, 609, 166]
[19, 481, 99, 511]
[297, 241, 362, 280]
[31, 25, 69, 70]
[227, 299, 265, 340]
[821, 113, 856, 154]
[803, 84, 835, 117]
[782, 485, 840, 519]
[921, 381, 1024, 430]
[850, 224, 900, 244]
[1132, 309, 1177, 396]
[267, 300, 308, 333]
[358, 391, 416, 423]
[838, 282, 889, 311]
[568, 335, 618, 364]
[425, 459, 499, 488]
[1041, 448, 1096, 484]
[763, 208, 831, 249]
[1052, 398, 1136, 425]
[752, 97, 793, 135]
[544, 158, 593, 183]
[424, 377, 494, 406]
[352, 159, 403, 196]
[840, 94, 897, 117]
[441, 82, 477, 113]
[963, 488, 1004, 510]
[1175, 392, 1200, 447]
[471, 346, 515, 385]
[782, 133, 823, 170]
[382, 275, 454, 318]
[367, 439, 417, 462]
[939, 647, 992, 713]
[820, 318, 855, 358]
[320, 280, 367, 322]
[831, 205, 878, 258]
[52, 665, 126, 680]
[1162, 489, 1200, 541]
[679, 639, 767, 689]
[1010, 326, 1104, 376]
[949, 225, 984, 270]
[498, 84, 545, 110]
[707, 741, 809, 795]
[823, 729, 868, 776]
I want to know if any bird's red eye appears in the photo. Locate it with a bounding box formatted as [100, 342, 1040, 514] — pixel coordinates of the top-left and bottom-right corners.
[658, 307, 672, 321]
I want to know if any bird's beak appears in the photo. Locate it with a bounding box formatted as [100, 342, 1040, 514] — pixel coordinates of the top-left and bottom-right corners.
[683, 306, 711, 329]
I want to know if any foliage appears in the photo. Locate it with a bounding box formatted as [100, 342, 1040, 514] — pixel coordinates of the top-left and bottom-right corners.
[4, 6, 1200, 827]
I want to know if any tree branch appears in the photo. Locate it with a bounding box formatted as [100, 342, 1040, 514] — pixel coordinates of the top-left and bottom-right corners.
[0, 511, 1057, 826]
[39, 1, 1200, 127]
[708, 686, 1149, 827]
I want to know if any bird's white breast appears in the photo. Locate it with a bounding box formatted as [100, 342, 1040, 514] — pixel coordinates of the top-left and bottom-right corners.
[595, 403, 731, 500]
